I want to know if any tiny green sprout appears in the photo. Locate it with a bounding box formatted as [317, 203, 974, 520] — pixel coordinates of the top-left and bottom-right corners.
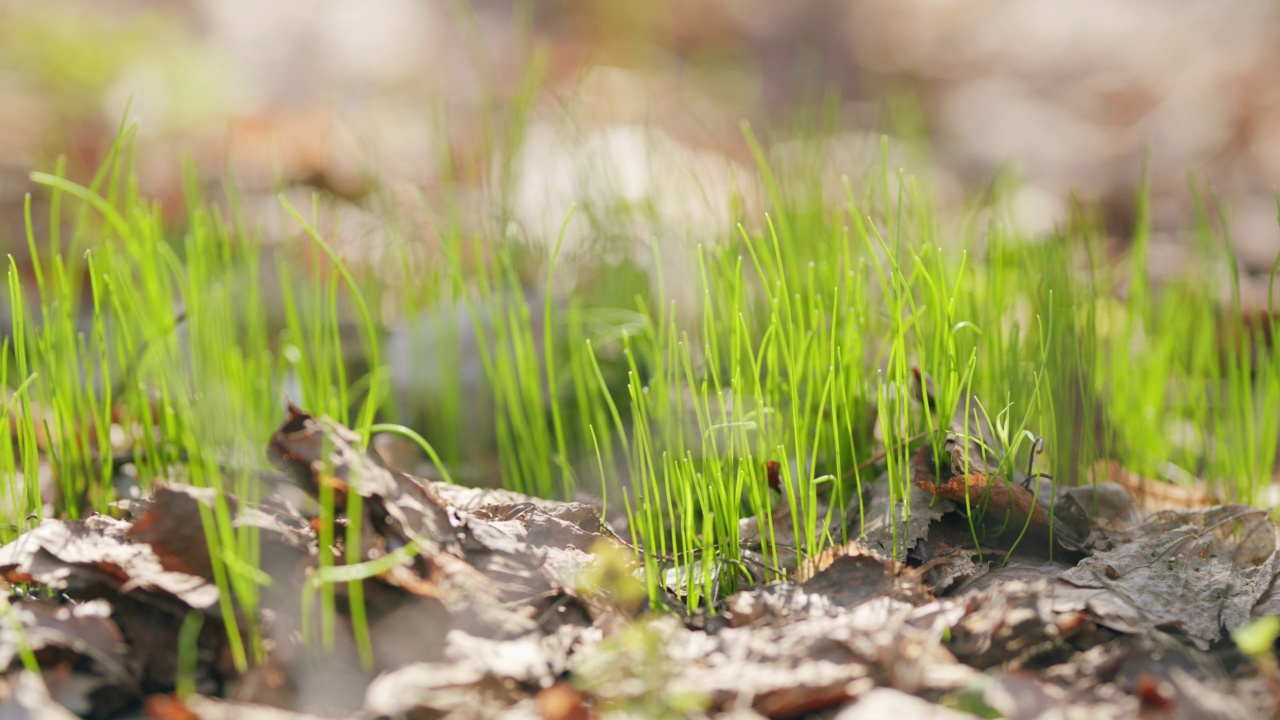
[945, 677, 1001, 719]
[571, 618, 710, 719]
[1233, 616, 1280, 659]
[175, 611, 205, 700]
[577, 538, 646, 616]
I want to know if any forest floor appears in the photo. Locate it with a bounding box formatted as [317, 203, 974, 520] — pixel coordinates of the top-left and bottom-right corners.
[4, 401, 1280, 719]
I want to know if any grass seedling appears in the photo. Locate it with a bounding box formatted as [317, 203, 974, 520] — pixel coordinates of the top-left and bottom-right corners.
[4, 93, 1279, 644]
[175, 611, 205, 700]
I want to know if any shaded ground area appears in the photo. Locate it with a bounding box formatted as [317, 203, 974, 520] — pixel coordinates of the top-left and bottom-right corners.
[2, 403, 1279, 718]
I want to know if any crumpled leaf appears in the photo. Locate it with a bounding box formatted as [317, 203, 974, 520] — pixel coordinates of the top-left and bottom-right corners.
[267, 405, 462, 559]
[850, 470, 991, 595]
[465, 501, 613, 603]
[728, 546, 955, 627]
[725, 583, 867, 626]
[436, 483, 564, 513]
[1060, 504, 1279, 649]
[688, 660, 873, 717]
[267, 407, 521, 629]
[1, 599, 134, 692]
[439, 625, 584, 688]
[913, 445, 1089, 556]
[1059, 481, 1138, 531]
[916, 549, 986, 596]
[664, 605, 967, 716]
[0, 515, 219, 609]
[847, 452, 955, 560]
[264, 408, 617, 678]
[958, 561, 1153, 638]
[268, 409, 594, 614]
[796, 541, 931, 607]
[362, 622, 585, 716]
[948, 577, 1106, 669]
[125, 484, 221, 579]
[125, 483, 314, 584]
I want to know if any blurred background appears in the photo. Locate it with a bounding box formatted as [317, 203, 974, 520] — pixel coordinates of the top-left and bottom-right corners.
[1, 0, 1277, 301]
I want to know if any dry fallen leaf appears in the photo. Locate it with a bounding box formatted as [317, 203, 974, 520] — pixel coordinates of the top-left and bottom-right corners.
[0, 516, 219, 609]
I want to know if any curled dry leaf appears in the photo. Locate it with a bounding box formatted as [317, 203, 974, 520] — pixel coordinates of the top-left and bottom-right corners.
[1060, 504, 1280, 649]
[269, 408, 618, 610]
[796, 541, 931, 607]
[2, 599, 134, 692]
[266, 405, 505, 614]
[665, 604, 964, 716]
[913, 445, 1088, 555]
[848, 463, 954, 561]
[0, 515, 219, 609]
[124, 483, 315, 582]
[126, 484, 224, 580]
[948, 577, 1104, 670]
[267, 405, 462, 556]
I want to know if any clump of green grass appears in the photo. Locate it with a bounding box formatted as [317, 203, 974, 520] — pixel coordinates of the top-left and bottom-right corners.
[557, 133, 1061, 609]
[1, 99, 1277, 686]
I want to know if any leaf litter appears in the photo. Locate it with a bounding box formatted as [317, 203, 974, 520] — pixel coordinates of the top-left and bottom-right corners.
[0, 404, 1278, 718]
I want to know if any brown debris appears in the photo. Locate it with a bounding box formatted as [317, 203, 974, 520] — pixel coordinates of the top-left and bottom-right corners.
[0, 516, 219, 609]
[919, 469, 1051, 537]
[1060, 504, 1279, 649]
[145, 694, 199, 720]
[913, 445, 1088, 555]
[127, 484, 222, 580]
[1, 599, 132, 691]
[538, 683, 590, 720]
